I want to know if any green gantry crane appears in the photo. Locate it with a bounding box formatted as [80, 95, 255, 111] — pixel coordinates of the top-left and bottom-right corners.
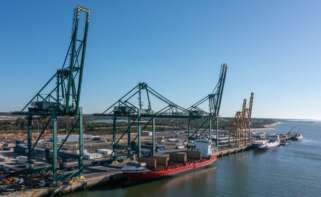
[100, 82, 191, 159]
[20, 6, 90, 184]
[97, 65, 228, 160]
[188, 64, 228, 148]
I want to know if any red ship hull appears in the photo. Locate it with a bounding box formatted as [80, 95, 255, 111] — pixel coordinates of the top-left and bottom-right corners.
[124, 155, 217, 182]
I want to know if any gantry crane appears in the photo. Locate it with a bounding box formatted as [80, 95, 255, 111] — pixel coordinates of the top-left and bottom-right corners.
[99, 65, 228, 159]
[188, 64, 228, 147]
[230, 92, 254, 147]
[19, 6, 89, 183]
[99, 82, 190, 158]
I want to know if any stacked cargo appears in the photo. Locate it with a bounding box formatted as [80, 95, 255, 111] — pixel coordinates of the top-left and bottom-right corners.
[187, 150, 201, 160]
[154, 155, 169, 168]
[139, 157, 157, 169]
[169, 152, 187, 163]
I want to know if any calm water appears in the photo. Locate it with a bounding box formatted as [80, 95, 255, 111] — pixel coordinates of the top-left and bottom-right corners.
[70, 121, 321, 197]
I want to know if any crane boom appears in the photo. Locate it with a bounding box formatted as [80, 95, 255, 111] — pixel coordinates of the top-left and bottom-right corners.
[21, 6, 90, 116]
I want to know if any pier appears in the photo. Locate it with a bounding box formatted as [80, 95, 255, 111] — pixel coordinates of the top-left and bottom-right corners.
[216, 146, 249, 157]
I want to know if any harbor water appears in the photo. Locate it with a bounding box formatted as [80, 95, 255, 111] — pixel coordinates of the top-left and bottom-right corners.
[70, 121, 321, 197]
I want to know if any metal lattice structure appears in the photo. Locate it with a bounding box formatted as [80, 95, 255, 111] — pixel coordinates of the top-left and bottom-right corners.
[20, 6, 89, 183]
[188, 64, 228, 147]
[98, 64, 228, 159]
[100, 82, 190, 158]
[230, 92, 254, 148]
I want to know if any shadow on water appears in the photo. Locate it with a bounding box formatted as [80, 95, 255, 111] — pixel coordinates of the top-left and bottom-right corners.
[252, 149, 267, 155]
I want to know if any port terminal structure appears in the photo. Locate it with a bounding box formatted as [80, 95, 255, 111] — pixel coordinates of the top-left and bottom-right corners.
[230, 93, 254, 148]
[3, 5, 255, 188]
[13, 6, 89, 184]
[188, 64, 227, 147]
[95, 64, 228, 160]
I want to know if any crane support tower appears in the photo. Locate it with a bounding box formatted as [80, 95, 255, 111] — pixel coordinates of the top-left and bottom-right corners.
[20, 6, 89, 183]
[97, 65, 227, 160]
[188, 64, 228, 148]
[99, 82, 191, 159]
[230, 92, 254, 148]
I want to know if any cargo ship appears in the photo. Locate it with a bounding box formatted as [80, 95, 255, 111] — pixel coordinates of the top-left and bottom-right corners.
[121, 139, 217, 182]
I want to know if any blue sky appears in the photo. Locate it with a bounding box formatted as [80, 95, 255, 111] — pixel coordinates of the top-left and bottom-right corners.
[0, 0, 321, 119]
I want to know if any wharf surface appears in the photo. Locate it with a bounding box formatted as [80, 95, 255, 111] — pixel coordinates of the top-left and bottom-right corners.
[3, 146, 252, 197]
[217, 146, 249, 157]
[4, 166, 124, 197]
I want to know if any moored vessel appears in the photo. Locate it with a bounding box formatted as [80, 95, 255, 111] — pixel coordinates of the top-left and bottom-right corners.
[294, 133, 303, 140]
[252, 139, 268, 149]
[121, 139, 217, 181]
[258, 135, 280, 150]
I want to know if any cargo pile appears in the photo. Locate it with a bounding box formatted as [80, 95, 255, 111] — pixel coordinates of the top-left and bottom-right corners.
[139, 157, 157, 169]
[139, 150, 204, 171]
[170, 152, 187, 163]
[187, 150, 202, 160]
[0, 176, 25, 194]
[139, 154, 170, 170]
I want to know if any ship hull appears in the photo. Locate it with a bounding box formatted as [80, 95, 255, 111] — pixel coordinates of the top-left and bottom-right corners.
[124, 155, 217, 182]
